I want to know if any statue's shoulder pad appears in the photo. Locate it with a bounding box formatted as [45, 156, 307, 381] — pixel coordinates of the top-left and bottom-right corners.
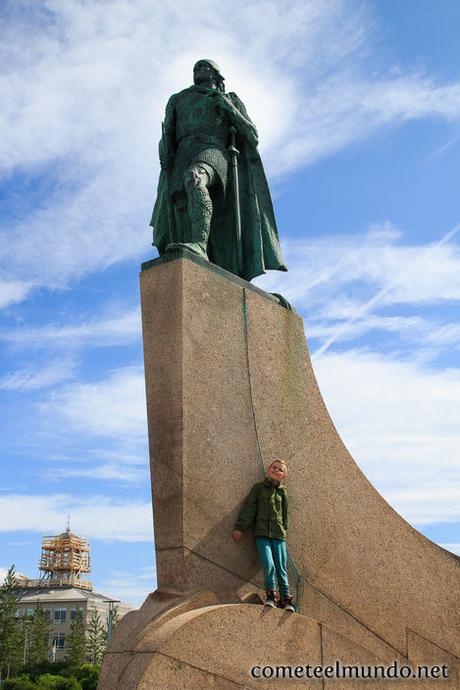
[176, 86, 196, 98]
[167, 88, 192, 105]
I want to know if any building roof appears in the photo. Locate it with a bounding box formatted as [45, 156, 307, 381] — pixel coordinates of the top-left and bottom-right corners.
[16, 586, 122, 605]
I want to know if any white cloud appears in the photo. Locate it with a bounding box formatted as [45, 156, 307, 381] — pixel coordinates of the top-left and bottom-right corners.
[440, 544, 460, 556]
[314, 227, 460, 355]
[0, 494, 153, 542]
[0, 308, 141, 348]
[46, 462, 148, 484]
[0, 360, 75, 390]
[386, 483, 460, 527]
[39, 446, 149, 486]
[100, 566, 156, 607]
[425, 323, 460, 349]
[0, 1, 367, 171]
[278, 74, 460, 175]
[261, 225, 460, 308]
[0, 280, 32, 309]
[2, 1, 460, 299]
[312, 348, 460, 524]
[255, 227, 460, 361]
[306, 314, 432, 345]
[43, 367, 147, 438]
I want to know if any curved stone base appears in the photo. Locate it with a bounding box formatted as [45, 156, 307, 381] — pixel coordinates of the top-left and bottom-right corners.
[99, 595, 459, 689]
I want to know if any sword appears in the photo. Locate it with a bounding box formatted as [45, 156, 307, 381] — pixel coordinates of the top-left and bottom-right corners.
[161, 121, 175, 245]
[228, 126, 243, 276]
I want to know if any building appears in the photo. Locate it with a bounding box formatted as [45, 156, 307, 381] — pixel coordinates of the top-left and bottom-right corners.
[14, 527, 132, 662]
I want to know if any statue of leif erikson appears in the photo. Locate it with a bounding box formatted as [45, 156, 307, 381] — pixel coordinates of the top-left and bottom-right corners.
[150, 59, 288, 282]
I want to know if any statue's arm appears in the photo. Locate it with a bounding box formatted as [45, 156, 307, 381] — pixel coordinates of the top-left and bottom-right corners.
[159, 95, 177, 170]
[214, 92, 259, 147]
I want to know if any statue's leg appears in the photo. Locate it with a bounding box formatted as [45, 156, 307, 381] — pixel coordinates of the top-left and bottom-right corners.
[166, 164, 214, 260]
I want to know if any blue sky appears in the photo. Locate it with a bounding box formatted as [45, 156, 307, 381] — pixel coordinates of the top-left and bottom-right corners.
[1, 0, 459, 606]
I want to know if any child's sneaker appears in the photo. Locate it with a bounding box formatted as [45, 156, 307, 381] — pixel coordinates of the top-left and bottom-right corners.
[279, 594, 295, 612]
[264, 589, 277, 607]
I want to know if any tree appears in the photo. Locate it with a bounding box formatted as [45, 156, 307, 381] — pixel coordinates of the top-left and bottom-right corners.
[66, 607, 85, 667]
[110, 605, 119, 631]
[18, 612, 33, 669]
[0, 565, 22, 679]
[27, 603, 51, 666]
[85, 608, 104, 665]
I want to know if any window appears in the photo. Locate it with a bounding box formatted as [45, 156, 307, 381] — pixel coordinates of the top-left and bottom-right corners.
[54, 608, 66, 623]
[52, 632, 65, 649]
[44, 609, 51, 621]
[70, 608, 79, 620]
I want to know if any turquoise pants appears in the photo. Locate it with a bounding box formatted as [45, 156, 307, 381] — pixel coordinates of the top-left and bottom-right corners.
[255, 536, 290, 595]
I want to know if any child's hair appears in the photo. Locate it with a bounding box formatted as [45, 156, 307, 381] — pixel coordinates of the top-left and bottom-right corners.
[268, 459, 288, 475]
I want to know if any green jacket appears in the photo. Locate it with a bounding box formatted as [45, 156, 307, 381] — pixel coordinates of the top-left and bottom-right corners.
[235, 478, 288, 540]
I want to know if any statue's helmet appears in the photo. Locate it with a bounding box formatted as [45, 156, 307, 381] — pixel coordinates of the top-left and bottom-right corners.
[194, 59, 225, 81]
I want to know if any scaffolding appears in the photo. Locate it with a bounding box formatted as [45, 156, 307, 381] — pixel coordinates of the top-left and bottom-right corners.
[38, 527, 92, 590]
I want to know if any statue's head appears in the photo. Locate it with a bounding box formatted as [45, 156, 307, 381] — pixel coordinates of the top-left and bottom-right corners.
[193, 60, 225, 92]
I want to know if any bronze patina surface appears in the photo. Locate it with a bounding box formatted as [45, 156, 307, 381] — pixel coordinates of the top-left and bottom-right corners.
[150, 59, 287, 281]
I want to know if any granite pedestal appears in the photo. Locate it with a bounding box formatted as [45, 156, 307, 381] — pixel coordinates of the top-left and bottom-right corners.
[98, 253, 459, 689]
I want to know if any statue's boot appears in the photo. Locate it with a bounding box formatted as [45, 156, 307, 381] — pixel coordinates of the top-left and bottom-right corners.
[166, 180, 212, 260]
[166, 242, 208, 259]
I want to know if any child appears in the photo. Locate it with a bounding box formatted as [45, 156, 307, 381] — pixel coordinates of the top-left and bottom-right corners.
[232, 459, 295, 611]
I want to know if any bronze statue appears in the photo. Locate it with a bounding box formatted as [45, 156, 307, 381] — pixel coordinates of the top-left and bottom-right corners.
[150, 60, 287, 282]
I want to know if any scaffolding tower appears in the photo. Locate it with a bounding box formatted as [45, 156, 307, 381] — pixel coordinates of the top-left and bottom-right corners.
[39, 526, 92, 590]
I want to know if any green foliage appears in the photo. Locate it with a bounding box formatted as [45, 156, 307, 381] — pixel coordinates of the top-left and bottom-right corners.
[0, 565, 22, 679]
[36, 673, 82, 690]
[6, 674, 82, 690]
[66, 608, 86, 667]
[3, 674, 36, 690]
[27, 603, 51, 666]
[72, 664, 100, 690]
[4, 663, 99, 690]
[23, 659, 69, 679]
[85, 608, 104, 665]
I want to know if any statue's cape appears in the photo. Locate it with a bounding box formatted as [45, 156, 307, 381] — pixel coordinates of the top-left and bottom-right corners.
[150, 89, 287, 282]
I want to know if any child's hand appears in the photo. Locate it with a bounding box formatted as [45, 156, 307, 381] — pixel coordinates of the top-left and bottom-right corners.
[232, 530, 243, 542]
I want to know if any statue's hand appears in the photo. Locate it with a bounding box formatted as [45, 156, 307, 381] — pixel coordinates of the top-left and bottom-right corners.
[212, 92, 236, 113]
[211, 93, 258, 147]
